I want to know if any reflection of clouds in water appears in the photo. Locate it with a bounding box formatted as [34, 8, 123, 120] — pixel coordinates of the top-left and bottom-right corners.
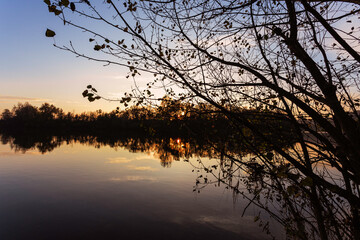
[134, 154, 156, 160]
[0, 151, 42, 157]
[109, 176, 158, 182]
[106, 155, 157, 164]
[127, 165, 159, 171]
[106, 157, 133, 164]
[196, 215, 262, 236]
[168, 215, 270, 239]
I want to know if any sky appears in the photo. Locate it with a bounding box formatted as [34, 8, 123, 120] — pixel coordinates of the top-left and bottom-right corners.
[2, 1, 358, 115]
[0, 1, 141, 113]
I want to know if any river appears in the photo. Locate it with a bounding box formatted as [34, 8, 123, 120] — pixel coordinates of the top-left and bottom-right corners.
[0, 136, 283, 240]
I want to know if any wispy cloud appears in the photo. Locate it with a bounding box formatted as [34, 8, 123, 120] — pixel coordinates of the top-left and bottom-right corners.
[112, 75, 126, 80]
[65, 100, 81, 104]
[0, 96, 51, 102]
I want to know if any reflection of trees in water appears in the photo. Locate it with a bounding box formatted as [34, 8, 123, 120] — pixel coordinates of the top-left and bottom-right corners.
[0, 134, 251, 167]
[191, 143, 358, 240]
[1, 134, 62, 154]
[1, 133, 355, 239]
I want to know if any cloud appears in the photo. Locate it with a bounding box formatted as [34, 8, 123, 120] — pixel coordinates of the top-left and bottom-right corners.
[0, 96, 51, 102]
[65, 100, 81, 104]
[112, 75, 126, 80]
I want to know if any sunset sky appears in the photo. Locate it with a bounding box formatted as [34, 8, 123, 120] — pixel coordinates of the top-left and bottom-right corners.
[0, 1, 143, 113]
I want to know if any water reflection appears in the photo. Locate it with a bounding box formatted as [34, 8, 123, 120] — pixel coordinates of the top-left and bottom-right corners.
[0, 134, 276, 240]
[0, 134, 260, 168]
[1, 133, 354, 239]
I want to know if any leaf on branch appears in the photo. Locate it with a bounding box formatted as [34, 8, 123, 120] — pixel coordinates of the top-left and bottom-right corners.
[87, 85, 92, 89]
[94, 45, 102, 51]
[54, 9, 62, 15]
[44, 0, 51, 5]
[48, 5, 56, 12]
[70, 2, 75, 11]
[81, 0, 90, 5]
[82, 90, 88, 97]
[61, 0, 69, 7]
[89, 38, 94, 42]
[45, 29, 56, 37]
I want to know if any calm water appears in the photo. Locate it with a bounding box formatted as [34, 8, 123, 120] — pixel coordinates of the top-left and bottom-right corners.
[0, 138, 281, 240]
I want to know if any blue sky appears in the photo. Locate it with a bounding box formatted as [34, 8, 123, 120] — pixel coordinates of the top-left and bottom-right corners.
[0, 1, 136, 113]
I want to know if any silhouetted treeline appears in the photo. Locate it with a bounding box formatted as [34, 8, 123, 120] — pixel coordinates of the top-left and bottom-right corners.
[0, 102, 295, 143]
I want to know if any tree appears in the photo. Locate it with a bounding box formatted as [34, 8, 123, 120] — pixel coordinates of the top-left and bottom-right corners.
[1, 109, 13, 121]
[45, 0, 360, 239]
[12, 102, 39, 121]
[39, 103, 63, 120]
